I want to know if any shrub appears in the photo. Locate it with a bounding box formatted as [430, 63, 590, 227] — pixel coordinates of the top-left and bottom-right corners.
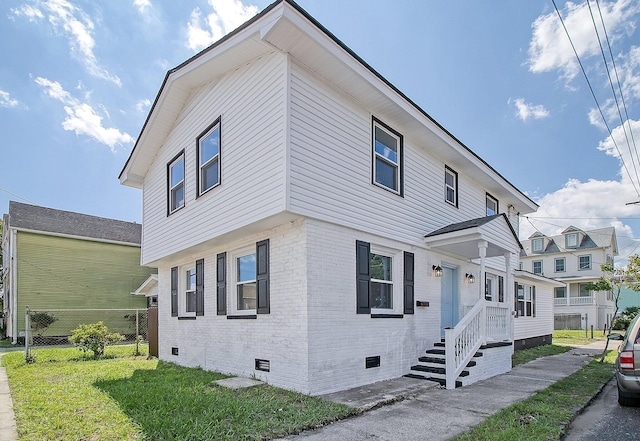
[69, 322, 124, 358]
[30, 311, 58, 336]
[613, 306, 640, 330]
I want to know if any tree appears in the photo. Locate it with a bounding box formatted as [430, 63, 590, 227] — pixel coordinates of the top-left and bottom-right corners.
[586, 254, 640, 362]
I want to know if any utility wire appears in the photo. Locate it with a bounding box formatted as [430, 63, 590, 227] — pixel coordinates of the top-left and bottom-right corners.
[551, 0, 640, 197]
[587, 0, 640, 186]
[0, 187, 37, 205]
[595, 0, 640, 171]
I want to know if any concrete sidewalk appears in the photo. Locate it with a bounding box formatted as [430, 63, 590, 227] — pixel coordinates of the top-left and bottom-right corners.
[277, 343, 614, 441]
[0, 353, 18, 441]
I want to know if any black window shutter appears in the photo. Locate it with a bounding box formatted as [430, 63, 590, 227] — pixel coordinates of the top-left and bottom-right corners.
[216, 252, 227, 315]
[256, 239, 270, 314]
[403, 252, 414, 314]
[532, 286, 536, 317]
[195, 258, 204, 316]
[356, 240, 371, 314]
[171, 266, 178, 317]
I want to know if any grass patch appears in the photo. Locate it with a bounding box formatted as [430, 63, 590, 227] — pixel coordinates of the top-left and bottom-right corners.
[2, 346, 354, 440]
[452, 351, 616, 441]
[512, 345, 572, 367]
[552, 329, 607, 346]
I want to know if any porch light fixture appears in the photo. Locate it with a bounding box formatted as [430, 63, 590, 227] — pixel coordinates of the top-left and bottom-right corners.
[465, 273, 475, 284]
[432, 265, 443, 277]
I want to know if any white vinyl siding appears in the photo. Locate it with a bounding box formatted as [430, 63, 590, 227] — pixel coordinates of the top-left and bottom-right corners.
[287, 61, 511, 246]
[141, 53, 288, 265]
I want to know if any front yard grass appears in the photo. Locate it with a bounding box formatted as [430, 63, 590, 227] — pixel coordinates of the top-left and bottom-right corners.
[511, 344, 571, 367]
[552, 329, 608, 346]
[2, 345, 354, 440]
[452, 351, 616, 441]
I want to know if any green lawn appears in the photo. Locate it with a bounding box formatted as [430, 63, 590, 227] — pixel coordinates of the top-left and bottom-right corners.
[552, 329, 608, 346]
[452, 351, 616, 441]
[2, 345, 354, 440]
[512, 344, 571, 367]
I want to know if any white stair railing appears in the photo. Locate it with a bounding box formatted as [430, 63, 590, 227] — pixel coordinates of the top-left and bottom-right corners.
[444, 300, 485, 390]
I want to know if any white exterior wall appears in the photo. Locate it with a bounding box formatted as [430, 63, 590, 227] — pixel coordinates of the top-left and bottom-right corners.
[287, 61, 512, 247]
[304, 219, 486, 395]
[157, 219, 311, 393]
[513, 281, 554, 344]
[141, 52, 289, 265]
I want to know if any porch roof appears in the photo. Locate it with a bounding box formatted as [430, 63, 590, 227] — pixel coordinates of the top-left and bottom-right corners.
[424, 214, 522, 260]
[131, 274, 158, 297]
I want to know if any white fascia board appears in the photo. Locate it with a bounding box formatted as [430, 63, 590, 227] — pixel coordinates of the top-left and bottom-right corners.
[514, 270, 566, 287]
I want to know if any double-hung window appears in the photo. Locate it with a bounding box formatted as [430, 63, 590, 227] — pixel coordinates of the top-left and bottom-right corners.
[486, 193, 498, 216]
[555, 258, 565, 273]
[555, 287, 566, 298]
[185, 268, 196, 313]
[370, 253, 393, 309]
[197, 119, 221, 196]
[533, 260, 542, 275]
[516, 283, 535, 317]
[372, 119, 402, 194]
[236, 252, 257, 311]
[445, 166, 458, 206]
[579, 255, 591, 270]
[168, 152, 185, 214]
[532, 238, 543, 252]
[566, 233, 578, 248]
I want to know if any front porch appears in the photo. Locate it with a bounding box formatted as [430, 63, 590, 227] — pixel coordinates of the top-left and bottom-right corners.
[420, 214, 521, 389]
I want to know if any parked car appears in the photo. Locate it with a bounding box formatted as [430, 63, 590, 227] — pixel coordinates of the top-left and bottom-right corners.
[616, 313, 640, 406]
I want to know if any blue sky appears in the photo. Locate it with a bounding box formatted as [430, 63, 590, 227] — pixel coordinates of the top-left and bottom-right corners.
[1, 0, 640, 260]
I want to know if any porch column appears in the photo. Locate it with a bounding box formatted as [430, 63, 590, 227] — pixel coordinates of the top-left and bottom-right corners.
[478, 240, 488, 300]
[504, 251, 513, 341]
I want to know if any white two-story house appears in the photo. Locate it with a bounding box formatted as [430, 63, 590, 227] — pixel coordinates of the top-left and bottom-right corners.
[119, 0, 539, 393]
[521, 226, 618, 330]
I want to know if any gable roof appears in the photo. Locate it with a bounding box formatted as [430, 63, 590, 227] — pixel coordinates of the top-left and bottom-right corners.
[521, 226, 618, 257]
[118, 0, 537, 216]
[7, 201, 142, 245]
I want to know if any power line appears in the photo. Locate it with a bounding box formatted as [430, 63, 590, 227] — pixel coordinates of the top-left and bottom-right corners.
[0, 187, 37, 205]
[551, 0, 640, 197]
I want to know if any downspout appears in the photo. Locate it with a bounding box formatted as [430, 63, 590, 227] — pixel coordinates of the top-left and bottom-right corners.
[10, 229, 17, 344]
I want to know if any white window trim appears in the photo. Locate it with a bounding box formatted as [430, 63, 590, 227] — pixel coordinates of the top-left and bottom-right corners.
[444, 167, 457, 206]
[578, 254, 591, 270]
[532, 238, 543, 252]
[198, 120, 221, 196]
[555, 257, 565, 273]
[230, 245, 257, 316]
[486, 193, 498, 216]
[533, 260, 543, 274]
[169, 153, 185, 214]
[181, 264, 196, 317]
[516, 283, 535, 318]
[566, 233, 578, 248]
[370, 244, 402, 314]
[372, 120, 402, 194]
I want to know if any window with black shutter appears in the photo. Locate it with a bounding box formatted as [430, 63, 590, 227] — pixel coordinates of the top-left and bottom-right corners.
[217, 252, 227, 315]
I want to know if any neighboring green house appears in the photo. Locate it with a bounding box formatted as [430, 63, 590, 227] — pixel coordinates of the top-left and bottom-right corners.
[1, 201, 155, 343]
[617, 287, 640, 313]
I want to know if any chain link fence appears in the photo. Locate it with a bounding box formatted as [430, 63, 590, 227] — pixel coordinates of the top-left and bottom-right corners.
[24, 307, 148, 347]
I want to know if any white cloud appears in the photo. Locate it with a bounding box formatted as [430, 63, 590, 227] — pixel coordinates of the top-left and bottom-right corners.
[35, 77, 133, 151]
[527, 0, 640, 83]
[136, 98, 151, 112]
[186, 0, 258, 51]
[511, 98, 550, 121]
[133, 0, 151, 13]
[521, 119, 640, 263]
[0, 89, 20, 108]
[14, 0, 121, 86]
[618, 45, 640, 101]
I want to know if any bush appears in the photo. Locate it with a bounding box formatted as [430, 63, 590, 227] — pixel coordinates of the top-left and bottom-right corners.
[30, 311, 58, 336]
[613, 306, 640, 330]
[69, 322, 124, 358]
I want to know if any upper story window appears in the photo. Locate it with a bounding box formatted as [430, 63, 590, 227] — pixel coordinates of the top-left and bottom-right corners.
[168, 152, 185, 215]
[532, 238, 544, 253]
[579, 255, 591, 270]
[555, 257, 565, 273]
[554, 286, 566, 298]
[197, 118, 221, 196]
[533, 260, 542, 275]
[445, 166, 458, 207]
[566, 233, 579, 248]
[372, 118, 403, 195]
[486, 193, 498, 216]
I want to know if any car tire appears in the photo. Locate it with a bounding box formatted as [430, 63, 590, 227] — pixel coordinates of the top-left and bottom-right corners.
[617, 383, 638, 407]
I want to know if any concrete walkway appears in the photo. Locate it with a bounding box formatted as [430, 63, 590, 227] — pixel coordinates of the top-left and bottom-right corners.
[0, 352, 18, 441]
[277, 343, 615, 441]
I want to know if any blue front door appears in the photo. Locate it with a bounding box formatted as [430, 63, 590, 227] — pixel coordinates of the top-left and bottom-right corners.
[440, 266, 458, 336]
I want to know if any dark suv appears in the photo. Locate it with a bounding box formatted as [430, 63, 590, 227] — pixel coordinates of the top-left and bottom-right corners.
[616, 313, 640, 406]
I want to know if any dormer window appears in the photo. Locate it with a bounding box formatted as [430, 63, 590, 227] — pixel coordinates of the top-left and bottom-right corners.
[532, 238, 544, 253]
[566, 233, 578, 248]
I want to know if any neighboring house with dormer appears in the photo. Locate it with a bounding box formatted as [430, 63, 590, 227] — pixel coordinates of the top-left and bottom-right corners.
[521, 226, 618, 330]
[1, 202, 155, 343]
[119, 0, 541, 394]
